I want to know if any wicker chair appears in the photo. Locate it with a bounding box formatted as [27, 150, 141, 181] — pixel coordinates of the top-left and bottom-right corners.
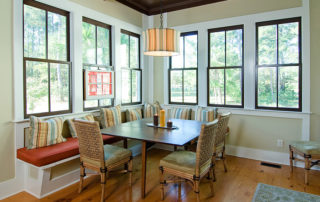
[212, 112, 231, 181]
[74, 119, 133, 202]
[159, 120, 219, 201]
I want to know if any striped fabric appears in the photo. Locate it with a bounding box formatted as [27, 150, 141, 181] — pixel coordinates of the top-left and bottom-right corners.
[126, 108, 142, 122]
[28, 116, 65, 149]
[170, 108, 191, 120]
[144, 101, 161, 118]
[195, 107, 218, 122]
[100, 105, 122, 128]
[67, 114, 95, 138]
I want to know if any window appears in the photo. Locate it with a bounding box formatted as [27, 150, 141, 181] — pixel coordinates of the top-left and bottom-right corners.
[82, 17, 113, 110]
[208, 25, 244, 107]
[169, 32, 198, 104]
[23, 0, 71, 118]
[256, 18, 301, 111]
[121, 30, 142, 105]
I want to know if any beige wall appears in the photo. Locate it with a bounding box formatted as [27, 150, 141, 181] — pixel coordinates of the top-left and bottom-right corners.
[70, 0, 142, 27]
[310, 0, 320, 141]
[0, 0, 15, 182]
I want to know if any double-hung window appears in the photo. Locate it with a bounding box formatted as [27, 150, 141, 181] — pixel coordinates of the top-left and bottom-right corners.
[82, 17, 113, 110]
[121, 30, 142, 105]
[23, 0, 71, 118]
[256, 17, 301, 111]
[169, 31, 198, 104]
[208, 25, 244, 107]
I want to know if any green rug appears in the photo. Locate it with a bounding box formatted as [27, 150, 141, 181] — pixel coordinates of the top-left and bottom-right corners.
[252, 183, 320, 202]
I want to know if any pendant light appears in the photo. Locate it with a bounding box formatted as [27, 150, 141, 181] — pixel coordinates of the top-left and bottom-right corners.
[143, 1, 180, 57]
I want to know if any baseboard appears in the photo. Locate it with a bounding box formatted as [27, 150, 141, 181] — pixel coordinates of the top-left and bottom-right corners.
[0, 161, 24, 200]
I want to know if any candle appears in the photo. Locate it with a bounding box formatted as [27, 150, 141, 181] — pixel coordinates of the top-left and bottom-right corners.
[159, 110, 165, 127]
[167, 120, 172, 128]
[153, 114, 159, 126]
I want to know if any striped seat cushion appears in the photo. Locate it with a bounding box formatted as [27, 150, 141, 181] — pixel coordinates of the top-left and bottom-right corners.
[126, 108, 143, 121]
[195, 107, 218, 122]
[170, 108, 191, 120]
[144, 101, 161, 118]
[100, 105, 122, 128]
[66, 114, 95, 138]
[28, 116, 66, 149]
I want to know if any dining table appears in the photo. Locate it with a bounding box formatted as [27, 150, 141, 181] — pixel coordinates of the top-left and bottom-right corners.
[100, 118, 205, 198]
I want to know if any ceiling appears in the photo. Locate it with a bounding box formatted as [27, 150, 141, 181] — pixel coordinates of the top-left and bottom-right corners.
[115, 0, 226, 16]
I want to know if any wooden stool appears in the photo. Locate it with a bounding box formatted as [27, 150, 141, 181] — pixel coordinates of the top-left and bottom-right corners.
[289, 141, 320, 185]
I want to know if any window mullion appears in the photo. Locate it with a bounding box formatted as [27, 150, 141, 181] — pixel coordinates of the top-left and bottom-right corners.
[224, 31, 227, 105]
[276, 24, 279, 108]
[48, 63, 51, 113]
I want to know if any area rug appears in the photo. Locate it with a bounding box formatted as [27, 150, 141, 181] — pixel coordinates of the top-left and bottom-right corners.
[252, 183, 320, 202]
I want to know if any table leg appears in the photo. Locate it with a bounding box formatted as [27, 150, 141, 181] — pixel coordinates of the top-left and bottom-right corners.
[141, 141, 147, 198]
[124, 138, 128, 170]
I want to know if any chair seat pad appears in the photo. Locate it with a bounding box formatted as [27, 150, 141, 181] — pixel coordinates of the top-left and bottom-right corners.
[103, 144, 132, 167]
[290, 141, 320, 155]
[160, 151, 210, 176]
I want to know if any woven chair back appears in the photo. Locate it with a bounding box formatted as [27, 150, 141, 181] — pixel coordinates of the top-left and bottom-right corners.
[74, 119, 105, 168]
[214, 113, 231, 148]
[195, 120, 218, 176]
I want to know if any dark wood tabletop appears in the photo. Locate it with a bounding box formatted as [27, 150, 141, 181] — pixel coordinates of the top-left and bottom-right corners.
[100, 118, 204, 146]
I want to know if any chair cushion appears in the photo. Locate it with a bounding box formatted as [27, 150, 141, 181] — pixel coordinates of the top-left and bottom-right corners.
[126, 108, 142, 122]
[195, 107, 218, 122]
[100, 105, 122, 128]
[28, 116, 66, 149]
[66, 114, 95, 138]
[160, 151, 211, 176]
[170, 108, 191, 120]
[290, 141, 320, 155]
[17, 135, 122, 167]
[144, 101, 161, 118]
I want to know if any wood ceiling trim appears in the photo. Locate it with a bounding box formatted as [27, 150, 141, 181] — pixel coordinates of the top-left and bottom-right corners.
[115, 0, 226, 16]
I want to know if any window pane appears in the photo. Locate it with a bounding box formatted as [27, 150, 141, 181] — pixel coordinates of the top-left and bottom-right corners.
[258, 67, 277, 107]
[97, 27, 110, 66]
[279, 22, 299, 64]
[226, 68, 242, 105]
[130, 36, 139, 68]
[226, 29, 242, 66]
[82, 22, 96, 64]
[210, 31, 225, 67]
[170, 71, 183, 102]
[278, 66, 299, 108]
[183, 70, 197, 103]
[132, 70, 141, 102]
[24, 5, 46, 59]
[48, 12, 67, 61]
[26, 61, 49, 114]
[172, 37, 184, 68]
[185, 35, 197, 68]
[99, 99, 112, 107]
[84, 100, 98, 108]
[120, 34, 129, 68]
[50, 63, 69, 111]
[258, 25, 277, 65]
[209, 69, 224, 104]
[122, 69, 131, 103]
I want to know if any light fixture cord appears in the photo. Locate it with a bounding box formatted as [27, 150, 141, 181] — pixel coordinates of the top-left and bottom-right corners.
[160, 0, 163, 29]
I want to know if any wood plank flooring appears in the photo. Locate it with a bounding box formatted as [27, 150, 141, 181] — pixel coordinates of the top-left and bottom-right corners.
[3, 148, 320, 202]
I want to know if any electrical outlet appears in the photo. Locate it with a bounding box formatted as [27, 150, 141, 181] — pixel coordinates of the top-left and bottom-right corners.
[277, 139, 284, 147]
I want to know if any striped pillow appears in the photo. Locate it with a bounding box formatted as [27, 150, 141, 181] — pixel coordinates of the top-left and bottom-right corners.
[144, 101, 161, 118]
[195, 107, 218, 122]
[171, 108, 191, 120]
[126, 108, 142, 121]
[100, 105, 122, 128]
[67, 114, 95, 138]
[28, 116, 65, 149]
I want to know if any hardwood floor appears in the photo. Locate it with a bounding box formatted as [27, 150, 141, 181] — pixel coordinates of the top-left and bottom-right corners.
[3, 148, 320, 202]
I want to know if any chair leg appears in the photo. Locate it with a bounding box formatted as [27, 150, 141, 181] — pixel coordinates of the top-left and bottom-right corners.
[289, 146, 294, 175]
[194, 180, 200, 202]
[304, 157, 310, 185]
[222, 148, 228, 172]
[79, 163, 85, 193]
[212, 155, 217, 182]
[159, 167, 165, 200]
[101, 171, 107, 202]
[209, 168, 215, 197]
[128, 158, 133, 186]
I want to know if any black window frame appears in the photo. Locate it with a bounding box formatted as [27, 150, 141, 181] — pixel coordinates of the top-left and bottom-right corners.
[255, 17, 302, 112]
[120, 29, 142, 106]
[82, 17, 114, 111]
[207, 25, 244, 108]
[23, 0, 72, 118]
[169, 31, 198, 105]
